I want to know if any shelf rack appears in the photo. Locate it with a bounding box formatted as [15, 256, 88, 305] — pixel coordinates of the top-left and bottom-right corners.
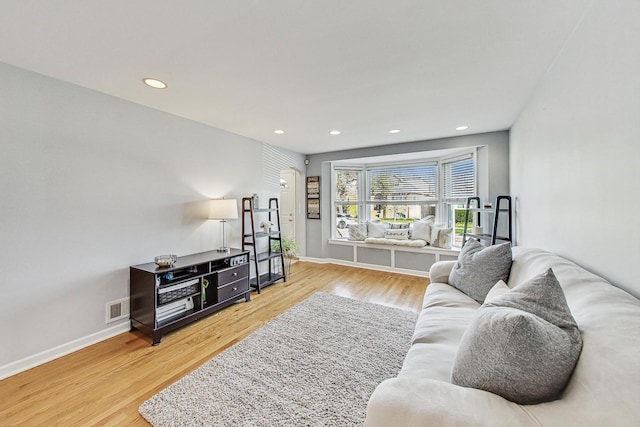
[462, 195, 512, 246]
[241, 197, 286, 293]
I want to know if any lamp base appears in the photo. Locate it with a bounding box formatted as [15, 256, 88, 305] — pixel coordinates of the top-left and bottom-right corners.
[217, 247, 231, 253]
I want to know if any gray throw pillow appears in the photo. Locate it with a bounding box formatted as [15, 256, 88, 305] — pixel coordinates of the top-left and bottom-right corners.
[448, 240, 512, 303]
[451, 268, 583, 405]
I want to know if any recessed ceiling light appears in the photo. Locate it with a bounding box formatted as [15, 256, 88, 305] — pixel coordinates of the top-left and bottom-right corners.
[142, 78, 167, 89]
[329, 130, 341, 135]
[456, 125, 469, 131]
[274, 129, 285, 134]
[388, 129, 401, 134]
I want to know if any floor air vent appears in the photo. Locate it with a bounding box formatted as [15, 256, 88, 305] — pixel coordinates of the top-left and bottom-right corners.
[106, 298, 130, 323]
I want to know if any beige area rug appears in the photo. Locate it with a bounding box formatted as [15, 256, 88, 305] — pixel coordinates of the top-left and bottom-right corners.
[139, 292, 418, 426]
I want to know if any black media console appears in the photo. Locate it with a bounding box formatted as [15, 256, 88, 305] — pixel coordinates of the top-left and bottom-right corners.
[130, 249, 250, 345]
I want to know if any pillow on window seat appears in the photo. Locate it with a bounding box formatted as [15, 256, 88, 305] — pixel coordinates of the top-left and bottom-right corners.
[384, 229, 409, 240]
[411, 220, 433, 243]
[431, 225, 453, 249]
[388, 223, 410, 229]
[348, 223, 367, 241]
[367, 222, 387, 238]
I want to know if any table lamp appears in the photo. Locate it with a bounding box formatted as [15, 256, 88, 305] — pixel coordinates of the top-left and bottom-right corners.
[209, 198, 238, 252]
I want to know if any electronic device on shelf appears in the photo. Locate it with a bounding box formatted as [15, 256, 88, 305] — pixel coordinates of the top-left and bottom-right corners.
[156, 296, 194, 325]
[229, 254, 247, 266]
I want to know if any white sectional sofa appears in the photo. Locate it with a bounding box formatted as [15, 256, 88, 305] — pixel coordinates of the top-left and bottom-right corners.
[366, 247, 640, 426]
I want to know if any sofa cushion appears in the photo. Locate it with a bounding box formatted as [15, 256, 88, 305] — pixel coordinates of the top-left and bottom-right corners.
[401, 283, 480, 382]
[448, 239, 512, 303]
[347, 223, 367, 241]
[451, 268, 583, 405]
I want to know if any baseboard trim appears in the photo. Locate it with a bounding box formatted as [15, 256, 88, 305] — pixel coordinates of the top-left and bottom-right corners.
[298, 256, 430, 278]
[0, 321, 130, 380]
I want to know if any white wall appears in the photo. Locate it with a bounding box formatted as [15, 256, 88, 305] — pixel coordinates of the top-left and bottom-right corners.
[0, 62, 304, 373]
[510, 0, 640, 297]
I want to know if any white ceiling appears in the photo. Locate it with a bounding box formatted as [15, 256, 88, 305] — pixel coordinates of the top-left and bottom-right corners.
[0, 1, 591, 155]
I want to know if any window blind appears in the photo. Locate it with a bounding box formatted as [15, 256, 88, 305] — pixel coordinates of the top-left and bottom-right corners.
[366, 164, 437, 203]
[335, 170, 360, 202]
[442, 156, 475, 202]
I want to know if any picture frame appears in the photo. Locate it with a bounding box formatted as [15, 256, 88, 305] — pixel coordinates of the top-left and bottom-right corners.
[306, 176, 320, 219]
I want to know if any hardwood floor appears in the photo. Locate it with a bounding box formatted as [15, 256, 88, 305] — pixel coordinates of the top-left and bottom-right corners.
[0, 262, 428, 426]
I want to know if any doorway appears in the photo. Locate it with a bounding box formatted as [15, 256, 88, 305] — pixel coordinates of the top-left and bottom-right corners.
[279, 169, 296, 239]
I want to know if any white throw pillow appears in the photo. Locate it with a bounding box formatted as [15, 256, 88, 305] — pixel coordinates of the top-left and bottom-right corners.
[411, 220, 433, 242]
[384, 229, 409, 240]
[484, 280, 510, 303]
[388, 222, 410, 229]
[367, 222, 387, 238]
[430, 226, 453, 248]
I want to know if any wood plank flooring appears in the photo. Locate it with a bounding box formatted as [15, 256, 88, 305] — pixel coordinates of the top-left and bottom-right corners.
[0, 262, 428, 426]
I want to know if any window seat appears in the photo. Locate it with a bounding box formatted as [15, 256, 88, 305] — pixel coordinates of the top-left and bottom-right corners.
[323, 239, 460, 276]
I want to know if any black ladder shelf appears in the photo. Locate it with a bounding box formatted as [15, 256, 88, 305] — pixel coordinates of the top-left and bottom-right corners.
[462, 195, 512, 246]
[241, 197, 286, 293]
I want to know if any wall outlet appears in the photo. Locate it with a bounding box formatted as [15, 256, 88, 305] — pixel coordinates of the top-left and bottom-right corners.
[106, 297, 130, 323]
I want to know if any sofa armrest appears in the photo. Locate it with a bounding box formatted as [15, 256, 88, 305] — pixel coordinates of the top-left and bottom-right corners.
[428, 260, 456, 284]
[366, 377, 538, 427]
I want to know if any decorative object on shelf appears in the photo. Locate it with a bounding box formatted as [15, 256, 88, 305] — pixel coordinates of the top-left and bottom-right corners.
[209, 198, 239, 252]
[202, 278, 209, 304]
[306, 176, 320, 219]
[155, 254, 177, 267]
[260, 220, 272, 234]
[252, 193, 259, 209]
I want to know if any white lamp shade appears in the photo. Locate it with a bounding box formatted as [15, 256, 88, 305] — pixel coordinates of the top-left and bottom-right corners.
[209, 198, 238, 220]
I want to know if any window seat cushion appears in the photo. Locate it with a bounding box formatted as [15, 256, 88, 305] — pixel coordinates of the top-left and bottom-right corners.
[364, 237, 428, 247]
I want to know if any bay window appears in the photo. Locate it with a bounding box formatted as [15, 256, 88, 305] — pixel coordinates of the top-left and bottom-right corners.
[331, 149, 477, 245]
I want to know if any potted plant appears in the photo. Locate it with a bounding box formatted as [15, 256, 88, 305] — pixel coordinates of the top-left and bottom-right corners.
[272, 236, 299, 274]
